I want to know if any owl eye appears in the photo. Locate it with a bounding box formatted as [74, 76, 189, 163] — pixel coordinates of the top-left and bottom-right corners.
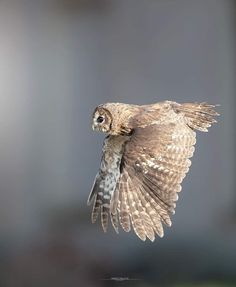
[96, 116, 105, 124]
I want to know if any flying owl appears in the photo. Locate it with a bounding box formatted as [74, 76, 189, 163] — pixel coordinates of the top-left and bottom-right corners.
[87, 101, 219, 241]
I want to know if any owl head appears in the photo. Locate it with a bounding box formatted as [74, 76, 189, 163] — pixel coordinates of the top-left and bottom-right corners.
[92, 106, 113, 133]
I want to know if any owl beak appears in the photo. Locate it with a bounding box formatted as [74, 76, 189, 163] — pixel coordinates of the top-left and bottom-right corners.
[92, 121, 97, 131]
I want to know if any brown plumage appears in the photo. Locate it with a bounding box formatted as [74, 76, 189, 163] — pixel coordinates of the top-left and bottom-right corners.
[87, 101, 219, 241]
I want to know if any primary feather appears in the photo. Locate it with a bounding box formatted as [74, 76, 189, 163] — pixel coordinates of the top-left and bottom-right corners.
[88, 101, 219, 241]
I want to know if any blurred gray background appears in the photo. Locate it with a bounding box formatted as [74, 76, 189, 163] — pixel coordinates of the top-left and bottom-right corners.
[0, 0, 235, 286]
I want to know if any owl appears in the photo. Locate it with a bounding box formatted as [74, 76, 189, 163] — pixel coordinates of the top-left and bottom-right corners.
[87, 101, 219, 241]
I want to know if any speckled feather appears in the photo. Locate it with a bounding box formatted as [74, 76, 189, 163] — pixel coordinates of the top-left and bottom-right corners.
[88, 101, 219, 241]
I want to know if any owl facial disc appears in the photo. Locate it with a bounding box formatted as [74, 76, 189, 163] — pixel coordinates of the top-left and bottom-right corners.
[92, 107, 112, 133]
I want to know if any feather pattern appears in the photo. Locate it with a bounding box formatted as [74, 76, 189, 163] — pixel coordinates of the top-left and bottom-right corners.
[87, 135, 127, 231]
[88, 101, 219, 241]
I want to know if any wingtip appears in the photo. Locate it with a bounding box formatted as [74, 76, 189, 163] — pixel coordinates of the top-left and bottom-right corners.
[101, 221, 108, 233]
[91, 216, 97, 224]
[114, 228, 119, 234]
[123, 226, 131, 232]
[132, 228, 147, 241]
[159, 232, 164, 238]
[139, 236, 147, 242]
[102, 227, 108, 233]
[112, 223, 119, 234]
[148, 236, 155, 242]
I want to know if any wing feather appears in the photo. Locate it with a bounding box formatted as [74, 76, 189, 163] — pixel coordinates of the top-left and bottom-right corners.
[88, 135, 126, 233]
[115, 121, 194, 240]
[101, 204, 109, 232]
[136, 185, 164, 237]
[133, 188, 155, 241]
[89, 101, 219, 241]
[126, 175, 146, 241]
[91, 193, 101, 223]
[118, 178, 131, 232]
[110, 211, 119, 233]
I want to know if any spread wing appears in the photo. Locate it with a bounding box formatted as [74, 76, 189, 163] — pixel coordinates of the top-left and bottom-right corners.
[111, 121, 196, 241]
[88, 102, 219, 241]
[87, 135, 127, 233]
[110, 102, 219, 241]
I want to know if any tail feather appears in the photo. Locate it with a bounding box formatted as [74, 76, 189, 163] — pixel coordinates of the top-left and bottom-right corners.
[173, 102, 219, 132]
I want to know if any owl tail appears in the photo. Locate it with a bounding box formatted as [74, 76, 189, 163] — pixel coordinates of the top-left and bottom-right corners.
[173, 102, 220, 132]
